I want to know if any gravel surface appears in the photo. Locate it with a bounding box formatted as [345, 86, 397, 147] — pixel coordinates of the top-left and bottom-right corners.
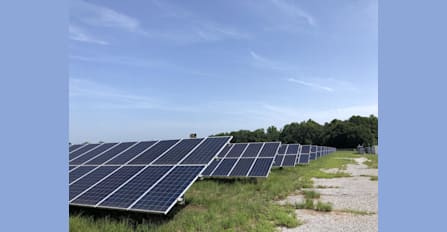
[278, 156, 378, 232]
[287, 210, 378, 232]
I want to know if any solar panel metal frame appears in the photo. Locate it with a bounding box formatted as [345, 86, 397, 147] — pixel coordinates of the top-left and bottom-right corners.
[69, 136, 232, 215]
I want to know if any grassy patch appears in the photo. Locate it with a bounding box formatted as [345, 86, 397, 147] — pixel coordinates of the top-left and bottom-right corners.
[295, 199, 314, 210]
[338, 209, 375, 215]
[364, 155, 378, 169]
[360, 175, 378, 181]
[70, 151, 359, 231]
[302, 190, 320, 199]
[315, 201, 333, 212]
[315, 185, 339, 189]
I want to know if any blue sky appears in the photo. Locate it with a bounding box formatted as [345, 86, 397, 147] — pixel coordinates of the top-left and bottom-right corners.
[69, 0, 378, 143]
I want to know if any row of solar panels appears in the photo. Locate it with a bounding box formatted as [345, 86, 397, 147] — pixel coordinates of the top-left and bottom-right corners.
[357, 145, 378, 154]
[68, 137, 336, 215]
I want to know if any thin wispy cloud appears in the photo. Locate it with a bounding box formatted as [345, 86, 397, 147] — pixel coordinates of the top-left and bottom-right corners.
[70, 78, 159, 110]
[250, 51, 297, 72]
[69, 55, 164, 68]
[69, 24, 108, 45]
[70, 78, 199, 112]
[269, 0, 315, 26]
[287, 78, 334, 92]
[70, 0, 248, 43]
[71, 0, 143, 33]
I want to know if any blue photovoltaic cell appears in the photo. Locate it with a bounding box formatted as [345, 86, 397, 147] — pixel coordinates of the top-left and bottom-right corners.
[70, 143, 117, 165]
[212, 159, 237, 176]
[273, 155, 284, 167]
[106, 141, 156, 165]
[248, 158, 274, 177]
[72, 166, 144, 205]
[130, 140, 179, 164]
[69, 166, 76, 171]
[201, 159, 221, 176]
[217, 144, 231, 157]
[100, 166, 172, 209]
[301, 145, 310, 153]
[311, 146, 317, 152]
[86, 142, 136, 165]
[282, 155, 296, 166]
[69, 144, 83, 152]
[298, 154, 310, 164]
[225, 143, 247, 158]
[310, 153, 316, 160]
[241, 143, 263, 157]
[286, 144, 299, 154]
[277, 145, 287, 154]
[181, 137, 231, 164]
[69, 166, 95, 183]
[153, 139, 203, 164]
[229, 158, 255, 176]
[69, 143, 100, 160]
[69, 166, 119, 201]
[131, 166, 204, 213]
[258, 142, 280, 157]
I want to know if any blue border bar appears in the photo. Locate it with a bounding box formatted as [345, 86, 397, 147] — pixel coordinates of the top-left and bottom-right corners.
[380, 0, 447, 231]
[0, 0, 68, 231]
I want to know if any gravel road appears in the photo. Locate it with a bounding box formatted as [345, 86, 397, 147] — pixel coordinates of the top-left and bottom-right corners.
[279, 157, 378, 232]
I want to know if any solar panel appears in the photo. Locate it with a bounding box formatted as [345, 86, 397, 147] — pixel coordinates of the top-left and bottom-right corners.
[301, 145, 310, 154]
[241, 143, 263, 157]
[69, 143, 101, 161]
[273, 144, 301, 167]
[182, 137, 233, 164]
[309, 145, 317, 160]
[297, 154, 310, 164]
[286, 144, 299, 154]
[106, 141, 157, 165]
[70, 143, 118, 165]
[69, 166, 95, 183]
[71, 166, 145, 205]
[130, 166, 204, 213]
[153, 139, 203, 164]
[216, 144, 231, 158]
[70, 166, 119, 201]
[204, 142, 280, 178]
[130, 140, 179, 164]
[69, 144, 83, 152]
[248, 158, 274, 177]
[99, 166, 172, 209]
[86, 142, 136, 165]
[212, 159, 238, 176]
[225, 143, 247, 158]
[282, 155, 296, 166]
[69, 136, 232, 214]
[273, 154, 284, 167]
[277, 144, 287, 154]
[229, 158, 255, 176]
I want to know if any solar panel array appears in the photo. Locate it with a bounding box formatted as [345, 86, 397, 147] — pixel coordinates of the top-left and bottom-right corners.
[273, 144, 336, 167]
[69, 136, 232, 214]
[201, 142, 281, 178]
[69, 138, 336, 215]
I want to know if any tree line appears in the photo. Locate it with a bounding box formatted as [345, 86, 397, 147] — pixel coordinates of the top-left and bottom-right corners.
[214, 115, 378, 148]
